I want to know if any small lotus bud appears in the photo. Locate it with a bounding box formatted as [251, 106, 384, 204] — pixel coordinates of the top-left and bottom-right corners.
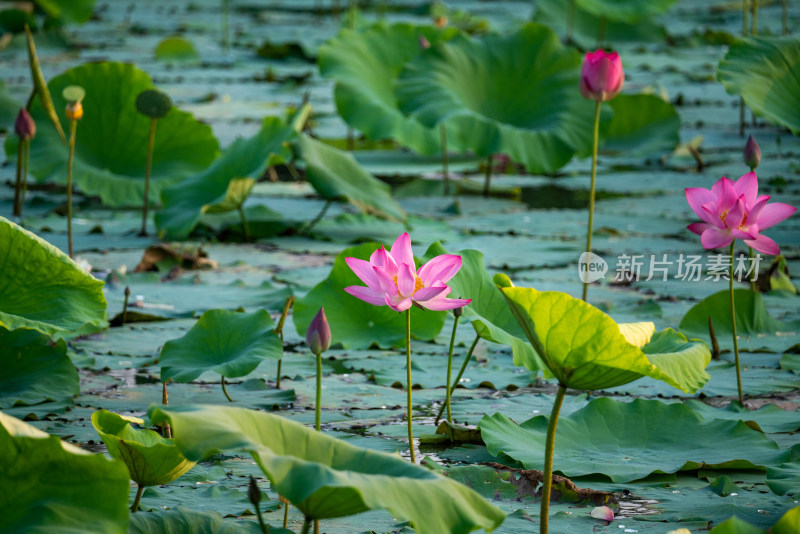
[306, 308, 331, 355]
[743, 135, 761, 170]
[579, 50, 624, 102]
[14, 109, 36, 140]
[124, 286, 131, 297]
[493, 273, 514, 288]
[418, 35, 431, 50]
[590, 505, 614, 521]
[248, 475, 261, 506]
[453, 306, 463, 317]
[65, 101, 83, 121]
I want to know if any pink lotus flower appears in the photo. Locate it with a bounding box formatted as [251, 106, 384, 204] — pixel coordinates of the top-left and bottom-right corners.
[685, 172, 796, 255]
[344, 232, 471, 312]
[306, 308, 331, 355]
[579, 50, 624, 102]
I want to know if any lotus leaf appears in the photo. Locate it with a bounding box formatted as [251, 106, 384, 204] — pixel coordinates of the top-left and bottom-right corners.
[0, 216, 106, 335]
[148, 404, 506, 534]
[160, 309, 283, 383]
[7, 61, 219, 207]
[91, 409, 195, 487]
[574, 0, 676, 24]
[717, 36, 800, 135]
[501, 287, 711, 392]
[767, 461, 800, 496]
[0, 412, 130, 533]
[396, 23, 596, 173]
[0, 327, 78, 408]
[603, 93, 681, 157]
[480, 398, 789, 483]
[129, 506, 285, 533]
[35, 0, 95, 24]
[154, 36, 200, 63]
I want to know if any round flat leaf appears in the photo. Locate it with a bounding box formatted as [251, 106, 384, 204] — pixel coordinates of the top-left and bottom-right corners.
[9, 61, 219, 207]
[129, 507, 280, 533]
[602, 93, 681, 157]
[34, 0, 95, 24]
[154, 36, 200, 63]
[318, 22, 461, 155]
[160, 309, 283, 382]
[767, 461, 800, 496]
[396, 23, 595, 173]
[708, 517, 768, 534]
[92, 409, 196, 487]
[294, 242, 446, 350]
[136, 89, 172, 119]
[501, 287, 711, 392]
[717, 36, 800, 135]
[149, 404, 505, 534]
[479, 397, 790, 483]
[0, 327, 79, 408]
[0, 412, 130, 534]
[575, 0, 676, 23]
[0, 216, 106, 335]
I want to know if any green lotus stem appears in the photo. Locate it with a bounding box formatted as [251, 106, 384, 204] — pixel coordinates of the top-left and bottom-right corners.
[274, 296, 293, 389]
[21, 139, 29, 211]
[597, 16, 607, 47]
[435, 334, 480, 425]
[122, 286, 130, 325]
[221, 375, 233, 402]
[161, 380, 172, 439]
[541, 384, 567, 534]
[301, 517, 312, 534]
[139, 118, 157, 237]
[348, 0, 356, 29]
[440, 124, 450, 195]
[783, 0, 788, 35]
[740, 1, 748, 137]
[482, 154, 493, 197]
[730, 243, 744, 405]
[748, 246, 756, 291]
[254, 499, 269, 534]
[283, 501, 289, 528]
[301, 200, 332, 235]
[751, 0, 758, 35]
[742, 0, 749, 35]
[406, 309, 416, 463]
[66, 118, 78, 259]
[582, 100, 602, 302]
[315, 350, 322, 432]
[566, 0, 575, 43]
[221, 0, 230, 50]
[444, 315, 460, 423]
[238, 205, 251, 242]
[13, 139, 24, 217]
[314, 519, 320, 534]
[131, 484, 144, 513]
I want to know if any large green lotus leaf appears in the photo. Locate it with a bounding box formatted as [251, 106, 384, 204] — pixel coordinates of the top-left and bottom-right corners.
[767, 461, 800, 496]
[293, 134, 406, 222]
[0, 412, 130, 533]
[501, 287, 711, 392]
[422, 243, 544, 372]
[0, 327, 78, 408]
[708, 507, 800, 534]
[479, 398, 790, 483]
[91, 410, 195, 487]
[149, 404, 505, 533]
[602, 94, 681, 157]
[318, 22, 461, 155]
[160, 309, 283, 383]
[294, 243, 446, 349]
[128, 506, 283, 533]
[156, 117, 293, 239]
[717, 36, 800, 135]
[7, 61, 219, 207]
[574, 0, 676, 23]
[684, 400, 800, 434]
[395, 23, 596, 173]
[35, 0, 95, 24]
[708, 517, 767, 534]
[0, 216, 106, 335]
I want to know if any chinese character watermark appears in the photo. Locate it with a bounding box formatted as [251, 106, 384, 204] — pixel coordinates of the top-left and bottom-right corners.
[578, 253, 761, 283]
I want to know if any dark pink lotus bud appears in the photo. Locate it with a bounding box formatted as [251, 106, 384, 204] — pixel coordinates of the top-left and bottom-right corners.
[579, 50, 624, 102]
[306, 308, 331, 354]
[418, 35, 431, 50]
[744, 135, 761, 170]
[14, 108, 36, 140]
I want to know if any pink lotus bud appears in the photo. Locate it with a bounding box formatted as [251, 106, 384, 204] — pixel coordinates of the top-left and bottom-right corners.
[419, 35, 431, 50]
[744, 135, 761, 170]
[14, 108, 36, 140]
[590, 505, 614, 521]
[579, 50, 624, 102]
[306, 308, 331, 355]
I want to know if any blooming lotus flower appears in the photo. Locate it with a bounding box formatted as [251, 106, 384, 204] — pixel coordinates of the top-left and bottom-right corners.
[579, 50, 624, 102]
[345, 232, 471, 312]
[686, 172, 796, 255]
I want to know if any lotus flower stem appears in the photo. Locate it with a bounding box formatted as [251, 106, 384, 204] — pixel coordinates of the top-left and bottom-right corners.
[21, 139, 29, 210]
[440, 124, 450, 195]
[161, 380, 172, 439]
[541, 384, 567, 534]
[301, 517, 312, 534]
[406, 309, 416, 463]
[435, 333, 479, 425]
[283, 500, 289, 528]
[729, 243, 744, 404]
[748, 247, 756, 291]
[13, 140, 24, 217]
[238, 205, 251, 242]
[444, 315, 460, 423]
[783, 0, 788, 35]
[131, 484, 144, 513]
[254, 501, 268, 534]
[139, 118, 157, 237]
[314, 519, 320, 534]
[751, 0, 758, 35]
[122, 286, 130, 325]
[740, 1, 748, 137]
[708, 317, 720, 359]
[582, 100, 602, 302]
[742, 0, 749, 35]
[274, 296, 293, 389]
[221, 375, 233, 402]
[301, 200, 332, 235]
[482, 155, 493, 197]
[315, 349, 322, 432]
[66, 118, 78, 259]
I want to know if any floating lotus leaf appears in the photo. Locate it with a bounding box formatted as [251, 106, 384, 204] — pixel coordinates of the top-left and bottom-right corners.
[574, 0, 676, 24]
[0, 216, 106, 335]
[0, 412, 130, 533]
[480, 398, 789, 483]
[160, 309, 283, 383]
[396, 23, 596, 173]
[602, 93, 681, 157]
[501, 287, 711, 392]
[7, 61, 219, 207]
[148, 404, 505, 534]
[135, 89, 172, 119]
[154, 36, 200, 63]
[129, 506, 284, 533]
[717, 36, 800, 135]
[318, 22, 461, 155]
[35, 0, 96, 24]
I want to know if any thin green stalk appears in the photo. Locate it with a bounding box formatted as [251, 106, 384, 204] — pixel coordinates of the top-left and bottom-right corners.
[274, 296, 293, 389]
[221, 0, 230, 50]
[13, 139, 23, 216]
[742, 0, 749, 35]
[122, 287, 130, 325]
[21, 139, 29, 209]
[314, 519, 319, 534]
[751, 0, 758, 35]
[444, 315, 460, 423]
[748, 246, 756, 291]
[730, 243, 744, 404]
[301, 200, 332, 235]
[482, 154, 493, 197]
[315, 351, 322, 432]
[783, 0, 788, 35]
[254, 499, 269, 534]
[140, 118, 157, 237]
[440, 123, 450, 195]
[435, 334, 479, 425]
[161, 379, 172, 439]
[406, 309, 416, 463]
[301, 517, 312, 534]
[221, 375, 233, 402]
[66, 119, 77, 259]
[540, 384, 567, 534]
[283, 500, 289, 528]
[238, 205, 251, 241]
[582, 100, 602, 302]
[348, 0, 356, 29]
[131, 484, 144, 513]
